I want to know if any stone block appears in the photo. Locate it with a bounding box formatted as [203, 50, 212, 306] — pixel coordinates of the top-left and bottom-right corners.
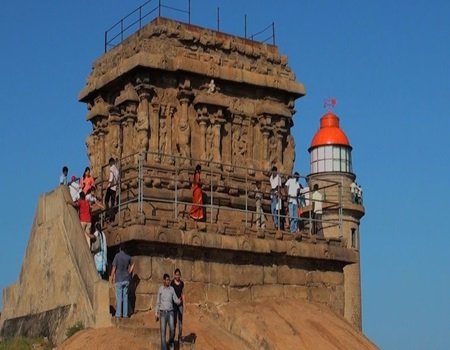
[251, 285, 284, 300]
[185, 282, 206, 304]
[206, 284, 229, 303]
[228, 287, 252, 303]
[135, 279, 160, 295]
[229, 264, 263, 287]
[133, 256, 152, 280]
[134, 294, 154, 312]
[209, 262, 230, 285]
[284, 285, 308, 300]
[277, 265, 307, 285]
[152, 257, 175, 280]
[308, 271, 343, 285]
[309, 287, 331, 304]
[192, 261, 210, 282]
[263, 265, 277, 284]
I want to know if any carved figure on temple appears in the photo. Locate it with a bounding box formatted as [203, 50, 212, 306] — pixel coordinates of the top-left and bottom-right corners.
[206, 125, 214, 162]
[269, 135, 278, 166]
[284, 134, 296, 174]
[176, 114, 191, 164]
[159, 118, 168, 157]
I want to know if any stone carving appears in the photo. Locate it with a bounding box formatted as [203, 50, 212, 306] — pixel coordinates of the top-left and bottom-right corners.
[269, 134, 278, 166]
[206, 125, 214, 162]
[159, 118, 168, 157]
[232, 125, 247, 165]
[176, 109, 191, 164]
[284, 134, 295, 174]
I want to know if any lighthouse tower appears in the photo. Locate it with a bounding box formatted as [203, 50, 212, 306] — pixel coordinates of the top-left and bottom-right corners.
[307, 109, 365, 329]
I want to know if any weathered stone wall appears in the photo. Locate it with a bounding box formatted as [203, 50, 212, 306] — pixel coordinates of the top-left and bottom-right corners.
[0, 187, 111, 344]
[124, 254, 345, 317]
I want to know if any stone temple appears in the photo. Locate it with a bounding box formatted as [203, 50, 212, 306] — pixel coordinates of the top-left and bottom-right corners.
[0, 16, 366, 347]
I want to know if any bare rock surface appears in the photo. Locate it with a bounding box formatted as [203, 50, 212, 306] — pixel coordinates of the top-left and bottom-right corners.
[58, 299, 378, 350]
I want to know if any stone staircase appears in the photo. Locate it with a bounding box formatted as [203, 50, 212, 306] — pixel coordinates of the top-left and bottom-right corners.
[112, 314, 196, 350]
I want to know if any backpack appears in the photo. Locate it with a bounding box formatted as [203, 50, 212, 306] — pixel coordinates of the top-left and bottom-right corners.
[91, 232, 102, 254]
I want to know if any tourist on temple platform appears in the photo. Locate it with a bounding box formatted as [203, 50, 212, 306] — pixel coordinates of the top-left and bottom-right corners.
[69, 175, 81, 201]
[80, 166, 95, 195]
[92, 223, 107, 278]
[189, 164, 204, 221]
[285, 172, 302, 234]
[86, 187, 105, 211]
[171, 268, 185, 344]
[255, 180, 266, 229]
[60, 166, 68, 186]
[312, 184, 324, 237]
[105, 158, 119, 221]
[111, 244, 134, 318]
[67, 191, 94, 246]
[156, 273, 181, 350]
[269, 166, 282, 229]
[357, 184, 363, 205]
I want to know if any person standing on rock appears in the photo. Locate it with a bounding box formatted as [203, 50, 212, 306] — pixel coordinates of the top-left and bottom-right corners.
[111, 244, 134, 318]
[155, 273, 181, 350]
[60, 166, 68, 185]
[170, 268, 185, 343]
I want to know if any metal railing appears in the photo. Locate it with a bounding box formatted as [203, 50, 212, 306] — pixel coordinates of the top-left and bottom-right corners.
[96, 151, 344, 238]
[104, 0, 191, 52]
[104, 1, 277, 52]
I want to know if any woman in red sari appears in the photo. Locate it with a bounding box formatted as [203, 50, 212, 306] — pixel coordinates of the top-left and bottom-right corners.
[190, 164, 204, 220]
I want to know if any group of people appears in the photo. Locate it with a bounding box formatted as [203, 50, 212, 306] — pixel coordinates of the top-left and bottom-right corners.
[60, 158, 120, 276]
[350, 181, 363, 205]
[267, 166, 324, 236]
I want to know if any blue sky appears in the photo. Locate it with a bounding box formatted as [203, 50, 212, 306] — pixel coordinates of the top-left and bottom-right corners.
[0, 1, 449, 349]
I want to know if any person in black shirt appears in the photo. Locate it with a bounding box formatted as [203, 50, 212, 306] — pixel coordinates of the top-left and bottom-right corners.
[170, 268, 185, 343]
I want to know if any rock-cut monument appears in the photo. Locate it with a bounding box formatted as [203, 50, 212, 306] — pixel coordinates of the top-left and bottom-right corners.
[0, 15, 369, 348]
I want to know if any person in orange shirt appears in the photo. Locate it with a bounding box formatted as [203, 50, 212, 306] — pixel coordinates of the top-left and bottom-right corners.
[80, 167, 95, 195]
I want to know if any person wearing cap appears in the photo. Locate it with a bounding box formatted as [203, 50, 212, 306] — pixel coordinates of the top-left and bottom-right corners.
[284, 172, 302, 233]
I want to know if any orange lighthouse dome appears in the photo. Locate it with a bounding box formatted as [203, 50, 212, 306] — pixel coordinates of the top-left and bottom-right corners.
[309, 111, 353, 174]
[309, 112, 351, 150]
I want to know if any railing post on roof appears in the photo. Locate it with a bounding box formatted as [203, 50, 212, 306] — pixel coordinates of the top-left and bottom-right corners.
[158, 0, 161, 17]
[272, 22, 275, 45]
[104, 31, 107, 53]
[244, 14, 247, 39]
[139, 6, 142, 29]
[217, 7, 220, 32]
[188, 0, 191, 24]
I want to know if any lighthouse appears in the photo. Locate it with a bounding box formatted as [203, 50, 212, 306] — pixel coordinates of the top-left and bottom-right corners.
[307, 108, 365, 329]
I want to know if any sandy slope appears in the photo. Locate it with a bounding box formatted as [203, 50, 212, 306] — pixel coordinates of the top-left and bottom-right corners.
[59, 299, 378, 350]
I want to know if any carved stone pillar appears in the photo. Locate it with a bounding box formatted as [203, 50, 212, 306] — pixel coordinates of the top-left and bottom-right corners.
[176, 88, 194, 166]
[212, 110, 225, 167]
[276, 129, 284, 169]
[197, 106, 209, 161]
[108, 107, 121, 161]
[136, 82, 154, 162]
[115, 84, 139, 159]
[151, 103, 160, 162]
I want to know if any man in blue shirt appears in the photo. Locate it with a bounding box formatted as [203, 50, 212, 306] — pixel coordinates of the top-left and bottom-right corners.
[111, 245, 134, 318]
[155, 273, 181, 350]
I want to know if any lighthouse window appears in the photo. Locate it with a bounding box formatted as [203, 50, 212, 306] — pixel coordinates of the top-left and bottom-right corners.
[334, 159, 340, 171]
[333, 147, 340, 158]
[318, 147, 324, 159]
[325, 146, 332, 158]
[325, 159, 332, 171]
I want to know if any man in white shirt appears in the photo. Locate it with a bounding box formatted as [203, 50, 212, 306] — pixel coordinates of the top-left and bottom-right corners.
[69, 176, 81, 202]
[105, 158, 119, 220]
[269, 166, 282, 230]
[285, 172, 301, 233]
[312, 184, 324, 237]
